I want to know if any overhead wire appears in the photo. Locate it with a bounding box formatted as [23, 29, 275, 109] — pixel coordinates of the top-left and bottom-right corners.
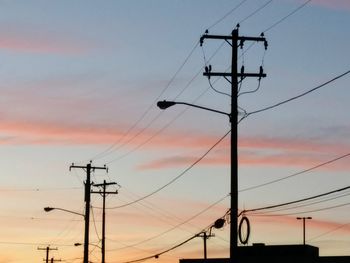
[240, 185, 350, 216]
[91, 206, 100, 241]
[240, 152, 350, 192]
[238, 0, 274, 24]
[106, 193, 229, 251]
[308, 222, 350, 242]
[101, 129, 230, 209]
[89, 40, 200, 161]
[242, 70, 350, 120]
[250, 191, 350, 215]
[91, 0, 277, 163]
[90, 0, 250, 163]
[115, 209, 230, 263]
[207, 0, 248, 30]
[263, 0, 312, 33]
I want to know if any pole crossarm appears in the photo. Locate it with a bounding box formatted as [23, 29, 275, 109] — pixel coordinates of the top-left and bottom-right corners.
[204, 72, 266, 78]
[200, 33, 267, 46]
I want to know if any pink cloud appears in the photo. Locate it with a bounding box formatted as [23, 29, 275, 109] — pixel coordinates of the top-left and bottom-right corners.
[311, 0, 350, 11]
[0, 27, 93, 55]
[137, 155, 228, 170]
[138, 135, 350, 170]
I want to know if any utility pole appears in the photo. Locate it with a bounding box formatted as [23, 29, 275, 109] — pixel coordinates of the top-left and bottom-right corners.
[92, 180, 118, 263]
[297, 217, 312, 245]
[70, 162, 108, 263]
[37, 246, 57, 263]
[200, 25, 267, 263]
[48, 258, 61, 263]
[197, 231, 214, 259]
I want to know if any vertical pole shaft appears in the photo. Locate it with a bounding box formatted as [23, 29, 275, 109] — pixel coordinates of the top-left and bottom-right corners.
[46, 247, 49, 263]
[303, 218, 306, 245]
[84, 163, 91, 263]
[102, 180, 106, 263]
[231, 28, 239, 263]
[203, 232, 207, 259]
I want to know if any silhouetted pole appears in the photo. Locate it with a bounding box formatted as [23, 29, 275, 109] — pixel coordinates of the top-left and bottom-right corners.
[38, 246, 57, 263]
[49, 257, 61, 263]
[92, 180, 118, 263]
[201, 26, 267, 262]
[197, 232, 214, 259]
[70, 162, 108, 263]
[297, 217, 312, 245]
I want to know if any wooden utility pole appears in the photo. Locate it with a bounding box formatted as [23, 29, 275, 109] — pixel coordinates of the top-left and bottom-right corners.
[70, 162, 108, 263]
[37, 246, 57, 263]
[92, 180, 118, 263]
[200, 25, 267, 263]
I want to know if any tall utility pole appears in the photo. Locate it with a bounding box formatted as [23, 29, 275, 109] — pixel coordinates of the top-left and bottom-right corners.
[92, 180, 118, 263]
[70, 162, 108, 263]
[37, 246, 57, 263]
[200, 25, 267, 262]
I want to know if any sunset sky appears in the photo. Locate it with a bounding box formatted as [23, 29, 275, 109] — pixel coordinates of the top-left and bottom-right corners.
[1, 1, 350, 263]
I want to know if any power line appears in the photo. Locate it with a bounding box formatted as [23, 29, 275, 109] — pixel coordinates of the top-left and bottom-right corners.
[239, 152, 350, 192]
[239, 0, 274, 24]
[244, 70, 350, 118]
[253, 191, 350, 215]
[115, 209, 230, 263]
[101, 129, 230, 209]
[106, 193, 229, 251]
[91, 0, 251, 162]
[207, 0, 248, 30]
[241, 185, 350, 216]
[90, 41, 200, 161]
[251, 202, 350, 217]
[263, 0, 312, 33]
[308, 221, 350, 242]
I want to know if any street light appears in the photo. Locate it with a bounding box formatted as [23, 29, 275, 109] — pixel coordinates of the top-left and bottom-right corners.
[297, 217, 312, 245]
[157, 101, 231, 118]
[44, 207, 87, 262]
[44, 207, 85, 217]
[157, 100, 237, 259]
[74, 243, 102, 249]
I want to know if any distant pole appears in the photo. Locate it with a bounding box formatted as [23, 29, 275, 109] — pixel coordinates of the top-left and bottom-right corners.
[297, 217, 312, 245]
[197, 232, 214, 259]
[92, 180, 118, 263]
[38, 246, 57, 263]
[70, 162, 108, 263]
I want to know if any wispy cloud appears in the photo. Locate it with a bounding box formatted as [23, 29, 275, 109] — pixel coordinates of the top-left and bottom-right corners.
[311, 0, 350, 11]
[138, 134, 350, 170]
[0, 25, 94, 55]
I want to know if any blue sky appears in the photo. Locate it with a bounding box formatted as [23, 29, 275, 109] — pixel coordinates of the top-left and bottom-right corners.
[0, 1, 350, 263]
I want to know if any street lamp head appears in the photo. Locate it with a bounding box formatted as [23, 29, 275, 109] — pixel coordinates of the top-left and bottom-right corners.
[44, 207, 54, 212]
[157, 100, 176, 110]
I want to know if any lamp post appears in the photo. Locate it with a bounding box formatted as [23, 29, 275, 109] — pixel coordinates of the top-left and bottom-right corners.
[44, 207, 85, 217]
[157, 100, 235, 257]
[297, 217, 312, 245]
[44, 207, 86, 260]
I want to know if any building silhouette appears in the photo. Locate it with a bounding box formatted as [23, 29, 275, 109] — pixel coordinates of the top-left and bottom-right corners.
[179, 244, 350, 263]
